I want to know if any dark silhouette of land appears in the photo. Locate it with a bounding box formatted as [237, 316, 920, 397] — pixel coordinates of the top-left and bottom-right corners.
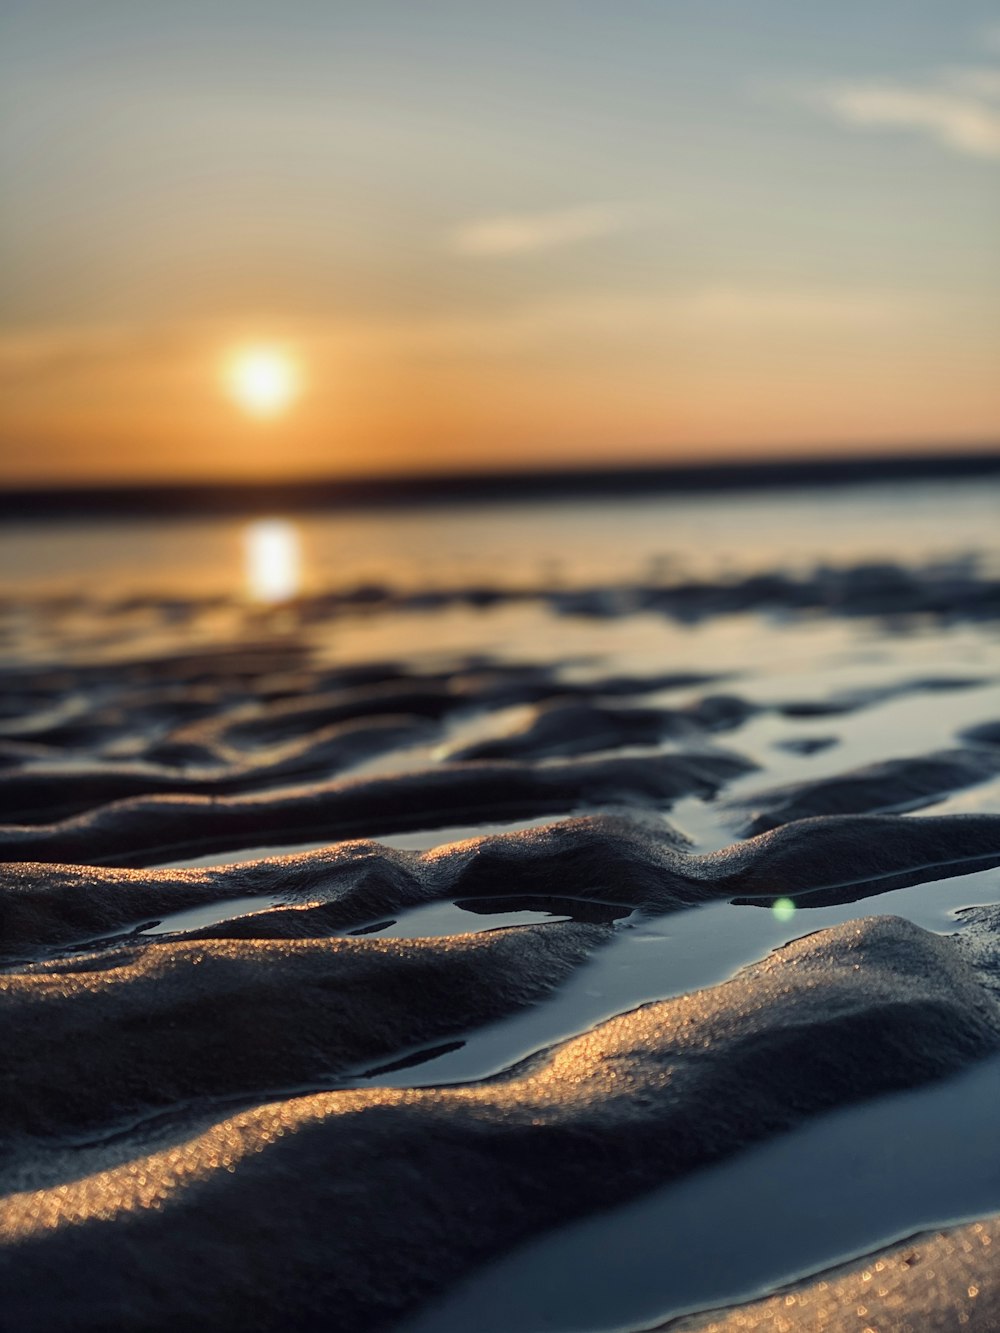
[2, 447, 998, 520]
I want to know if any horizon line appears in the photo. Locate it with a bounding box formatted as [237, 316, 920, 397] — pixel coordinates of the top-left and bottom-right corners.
[3, 446, 999, 520]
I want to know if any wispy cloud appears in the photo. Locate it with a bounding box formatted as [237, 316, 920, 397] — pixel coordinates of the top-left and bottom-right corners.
[810, 59, 1000, 159]
[677, 286, 911, 328]
[0, 325, 197, 383]
[357, 286, 918, 362]
[0, 287, 921, 394]
[451, 204, 652, 257]
[943, 65, 1000, 99]
[823, 82, 1000, 158]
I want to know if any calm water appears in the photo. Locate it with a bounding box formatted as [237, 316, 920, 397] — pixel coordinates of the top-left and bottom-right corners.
[2, 477, 999, 598]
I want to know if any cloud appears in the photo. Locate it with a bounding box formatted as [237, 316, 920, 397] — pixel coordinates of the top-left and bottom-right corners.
[943, 65, 1000, 99]
[0, 328, 130, 383]
[0, 287, 918, 396]
[677, 286, 911, 327]
[824, 83, 1000, 157]
[451, 204, 651, 257]
[811, 61, 1000, 159]
[0, 325, 200, 383]
[356, 285, 917, 364]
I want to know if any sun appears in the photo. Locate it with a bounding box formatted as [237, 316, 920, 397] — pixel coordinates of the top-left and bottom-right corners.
[224, 345, 301, 418]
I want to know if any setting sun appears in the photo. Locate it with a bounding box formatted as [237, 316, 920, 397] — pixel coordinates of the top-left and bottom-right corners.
[224, 346, 301, 418]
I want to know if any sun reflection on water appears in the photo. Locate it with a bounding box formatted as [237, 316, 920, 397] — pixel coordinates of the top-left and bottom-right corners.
[245, 519, 302, 603]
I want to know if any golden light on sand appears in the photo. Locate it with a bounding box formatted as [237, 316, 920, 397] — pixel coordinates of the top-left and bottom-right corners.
[245, 518, 302, 602]
[225, 346, 301, 418]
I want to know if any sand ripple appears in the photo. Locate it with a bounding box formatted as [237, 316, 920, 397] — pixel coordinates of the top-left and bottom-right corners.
[2, 569, 1000, 1330]
[2, 916, 998, 1329]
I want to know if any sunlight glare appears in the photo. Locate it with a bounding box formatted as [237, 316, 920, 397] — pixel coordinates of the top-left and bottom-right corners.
[225, 346, 300, 418]
[245, 519, 301, 603]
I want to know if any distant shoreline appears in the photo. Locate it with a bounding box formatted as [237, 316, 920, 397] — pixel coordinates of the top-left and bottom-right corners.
[2, 448, 999, 520]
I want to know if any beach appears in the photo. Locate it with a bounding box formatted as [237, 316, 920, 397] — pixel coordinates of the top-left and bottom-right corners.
[2, 476, 1000, 1330]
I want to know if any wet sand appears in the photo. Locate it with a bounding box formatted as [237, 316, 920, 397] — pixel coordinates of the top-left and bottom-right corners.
[2, 511, 1000, 1330]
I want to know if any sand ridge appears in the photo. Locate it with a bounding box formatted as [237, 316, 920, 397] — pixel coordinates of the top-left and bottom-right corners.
[2, 915, 999, 1329]
[2, 572, 1000, 1330]
[4, 810, 1000, 964]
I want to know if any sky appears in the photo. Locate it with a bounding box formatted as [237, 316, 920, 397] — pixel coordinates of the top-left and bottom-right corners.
[1, 0, 999, 486]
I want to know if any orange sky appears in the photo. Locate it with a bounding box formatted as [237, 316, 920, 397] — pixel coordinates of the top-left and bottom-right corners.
[2, 3, 998, 485]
